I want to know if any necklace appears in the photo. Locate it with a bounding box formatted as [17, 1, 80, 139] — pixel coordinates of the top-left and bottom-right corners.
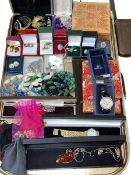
[56, 146, 121, 164]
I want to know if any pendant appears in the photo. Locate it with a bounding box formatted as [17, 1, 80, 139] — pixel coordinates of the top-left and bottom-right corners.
[56, 149, 75, 164]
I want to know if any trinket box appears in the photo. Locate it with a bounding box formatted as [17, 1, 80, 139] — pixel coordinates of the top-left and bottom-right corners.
[18, 29, 38, 56]
[53, 29, 68, 54]
[67, 30, 82, 57]
[38, 27, 53, 55]
[6, 36, 22, 56]
[52, 0, 73, 30]
[96, 40, 111, 56]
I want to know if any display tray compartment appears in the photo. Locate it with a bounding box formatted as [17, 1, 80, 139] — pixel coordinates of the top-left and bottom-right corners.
[23, 135, 125, 170]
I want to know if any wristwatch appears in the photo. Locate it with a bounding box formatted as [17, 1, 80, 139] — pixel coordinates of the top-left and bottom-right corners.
[100, 86, 114, 112]
[53, 128, 99, 137]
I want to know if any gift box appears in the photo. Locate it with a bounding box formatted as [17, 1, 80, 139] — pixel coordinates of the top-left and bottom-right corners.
[6, 36, 22, 56]
[67, 30, 82, 57]
[18, 29, 39, 56]
[9, 0, 52, 36]
[82, 32, 97, 57]
[52, 0, 73, 30]
[6, 56, 24, 75]
[53, 29, 68, 54]
[38, 27, 53, 55]
[87, 49, 115, 116]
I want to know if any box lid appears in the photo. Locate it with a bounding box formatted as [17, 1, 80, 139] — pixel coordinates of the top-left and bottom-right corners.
[52, 0, 73, 16]
[9, 0, 51, 14]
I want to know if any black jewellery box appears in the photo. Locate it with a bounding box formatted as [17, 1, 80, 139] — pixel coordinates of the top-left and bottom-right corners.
[0, 0, 131, 174]
[9, 0, 52, 36]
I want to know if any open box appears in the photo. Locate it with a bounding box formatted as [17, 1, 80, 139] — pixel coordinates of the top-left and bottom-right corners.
[9, 0, 52, 36]
[0, 0, 131, 175]
[52, 0, 73, 30]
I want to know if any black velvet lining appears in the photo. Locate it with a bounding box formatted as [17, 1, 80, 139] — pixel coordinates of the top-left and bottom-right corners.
[11, 14, 52, 36]
[10, 0, 51, 14]
[44, 127, 120, 138]
[26, 140, 123, 169]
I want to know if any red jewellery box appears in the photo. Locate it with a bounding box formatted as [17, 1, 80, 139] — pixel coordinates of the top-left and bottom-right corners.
[18, 29, 39, 56]
[53, 29, 68, 54]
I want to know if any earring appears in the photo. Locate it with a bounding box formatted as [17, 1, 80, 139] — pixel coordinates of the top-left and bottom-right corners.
[9, 61, 19, 69]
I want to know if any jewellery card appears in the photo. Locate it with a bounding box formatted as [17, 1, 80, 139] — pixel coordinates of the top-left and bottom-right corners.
[23, 56, 44, 75]
[52, 0, 73, 29]
[6, 56, 24, 75]
[54, 29, 68, 54]
[18, 29, 38, 56]
[67, 30, 82, 57]
[6, 36, 22, 56]
[38, 27, 53, 55]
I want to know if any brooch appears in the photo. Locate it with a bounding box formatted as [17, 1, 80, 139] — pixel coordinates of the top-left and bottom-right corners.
[14, 16, 31, 30]
[32, 16, 46, 28]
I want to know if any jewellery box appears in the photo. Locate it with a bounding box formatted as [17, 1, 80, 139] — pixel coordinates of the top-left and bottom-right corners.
[9, 0, 52, 36]
[52, 0, 73, 30]
[82, 32, 97, 57]
[88, 49, 115, 116]
[38, 27, 53, 55]
[67, 30, 82, 57]
[6, 36, 22, 56]
[0, 0, 131, 175]
[53, 29, 68, 54]
[18, 29, 39, 56]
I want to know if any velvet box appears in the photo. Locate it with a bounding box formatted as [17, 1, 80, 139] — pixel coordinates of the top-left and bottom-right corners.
[38, 27, 53, 55]
[52, 0, 73, 30]
[18, 29, 39, 56]
[53, 29, 68, 54]
[82, 32, 97, 57]
[6, 56, 24, 75]
[87, 48, 115, 116]
[67, 30, 82, 57]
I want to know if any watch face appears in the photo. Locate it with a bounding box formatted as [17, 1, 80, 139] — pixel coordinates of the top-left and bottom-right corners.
[100, 96, 113, 111]
[87, 128, 98, 136]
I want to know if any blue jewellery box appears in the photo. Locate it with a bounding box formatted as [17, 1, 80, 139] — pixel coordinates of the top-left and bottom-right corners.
[6, 56, 24, 75]
[88, 48, 115, 116]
